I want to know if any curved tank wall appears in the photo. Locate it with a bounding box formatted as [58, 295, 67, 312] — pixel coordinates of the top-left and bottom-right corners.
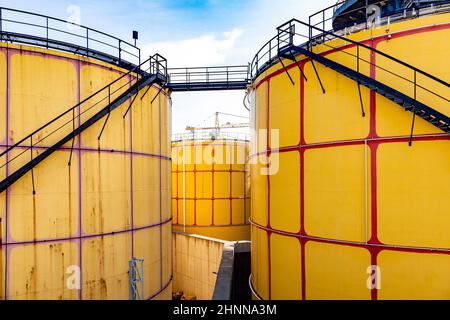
[250, 13, 450, 300]
[0, 42, 172, 300]
[172, 139, 250, 241]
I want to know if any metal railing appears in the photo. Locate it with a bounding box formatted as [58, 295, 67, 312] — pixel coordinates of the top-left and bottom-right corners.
[168, 65, 250, 87]
[0, 7, 141, 68]
[309, 0, 450, 39]
[249, 34, 280, 79]
[276, 18, 450, 116]
[250, 0, 450, 79]
[172, 131, 249, 143]
[0, 53, 167, 193]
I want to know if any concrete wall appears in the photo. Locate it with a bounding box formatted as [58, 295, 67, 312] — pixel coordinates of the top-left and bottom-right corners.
[172, 232, 225, 300]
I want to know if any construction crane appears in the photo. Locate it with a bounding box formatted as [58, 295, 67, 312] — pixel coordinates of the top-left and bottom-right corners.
[186, 112, 249, 138]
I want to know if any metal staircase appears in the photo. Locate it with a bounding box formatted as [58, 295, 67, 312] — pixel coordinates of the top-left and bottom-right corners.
[0, 54, 167, 194]
[274, 19, 450, 134]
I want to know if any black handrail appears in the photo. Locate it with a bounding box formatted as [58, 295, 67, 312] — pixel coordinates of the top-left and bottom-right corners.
[0, 53, 167, 170]
[0, 7, 141, 67]
[250, 0, 450, 79]
[278, 18, 450, 88]
[249, 34, 279, 78]
[168, 65, 249, 85]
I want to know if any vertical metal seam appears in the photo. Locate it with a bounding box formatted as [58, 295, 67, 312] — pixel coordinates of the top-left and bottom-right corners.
[129, 75, 134, 259]
[4, 47, 10, 300]
[76, 59, 83, 301]
[158, 88, 163, 292]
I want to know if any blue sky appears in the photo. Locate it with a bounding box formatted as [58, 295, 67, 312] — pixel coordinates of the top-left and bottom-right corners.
[0, 0, 334, 133]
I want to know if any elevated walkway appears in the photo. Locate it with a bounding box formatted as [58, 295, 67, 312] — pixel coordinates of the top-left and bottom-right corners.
[167, 65, 250, 91]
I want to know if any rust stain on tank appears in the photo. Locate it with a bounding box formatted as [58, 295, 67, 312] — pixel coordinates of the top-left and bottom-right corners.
[68, 166, 73, 238]
[96, 148, 106, 299]
[61, 248, 65, 300]
[99, 278, 108, 299]
[32, 194, 37, 241]
[31, 194, 38, 298]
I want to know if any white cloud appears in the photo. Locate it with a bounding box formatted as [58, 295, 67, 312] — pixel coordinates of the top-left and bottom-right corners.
[142, 28, 244, 67]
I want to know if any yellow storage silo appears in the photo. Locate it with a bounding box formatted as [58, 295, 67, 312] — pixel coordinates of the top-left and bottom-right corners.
[249, 2, 450, 300]
[0, 9, 172, 300]
[172, 136, 250, 241]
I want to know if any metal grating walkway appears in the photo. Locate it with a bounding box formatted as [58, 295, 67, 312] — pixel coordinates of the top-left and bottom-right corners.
[167, 65, 250, 91]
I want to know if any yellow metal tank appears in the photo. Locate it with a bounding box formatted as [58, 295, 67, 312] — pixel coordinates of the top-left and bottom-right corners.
[249, 10, 450, 299]
[172, 135, 250, 241]
[0, 42, 172, 300]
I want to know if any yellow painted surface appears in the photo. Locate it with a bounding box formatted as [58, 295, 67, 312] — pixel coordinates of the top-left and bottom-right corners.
[305, 241, 371, 300]
[251, 13, 450, 300]
[80, 65, 132, 151]
[172, 232, 223, 300]
[378, 250, 450, 300]
[0, 50, 5, 143]
[9, 241, 79, 300]
[254, 81, 268, 154]
[82, 233, 131, 300]
[250, 159, 268, 227]
[9, 51, 77, 147]
[304, 58, 371, 144]
[304, 145, 370, 242]
[10, 151, 79, 242]
[376, 28, 450, 136]
[270, 233, 301, 300]
[132, 156, 160, 227]
[0, 44, 172, 300]
[251, 226, 269, 300]
[172, 140, 250, 241]
[133, 226, 162, 299]
[153, 283, 173, 300]
[0, 147, 4, 274]
[269, 68, 300, 147]
[377, 141, 450, 248]
[269, 151, 300, 234]
[0, 244, 4, 300]
[82, 152, 131, 235]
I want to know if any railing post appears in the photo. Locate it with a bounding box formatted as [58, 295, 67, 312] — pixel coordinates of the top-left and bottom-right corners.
[269, 41, 272, 61]
[86, 28, 89, 57]
[322, 10, 325, 42]
[30, 136, 36, 195]
[138, 49, 141, 68]
[365, 0, 369, 29]
[118, 40, 122, 65]
[289, 23, 294, 46]
[357, 45, 360, 73]
[414, 70, 417, 101]
[256, 54, 259, 74]
[0, 8, 3, 42]
[308, 16, 311, 41]
[46, 17, 49, 49]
